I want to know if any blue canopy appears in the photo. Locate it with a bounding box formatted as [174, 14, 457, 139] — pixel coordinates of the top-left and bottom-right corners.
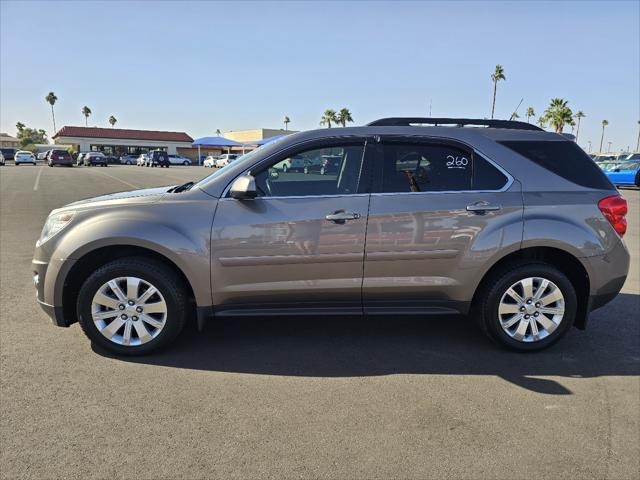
[243, 134, 289, 146]
[192, 136, 243, 147]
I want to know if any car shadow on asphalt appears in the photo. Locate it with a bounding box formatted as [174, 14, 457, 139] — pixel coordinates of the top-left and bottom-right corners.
[94, 293, 640, 395]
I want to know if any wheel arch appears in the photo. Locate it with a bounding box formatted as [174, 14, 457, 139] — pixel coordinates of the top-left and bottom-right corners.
[471, 246, 591, 329]
[61, 245, 197, 327]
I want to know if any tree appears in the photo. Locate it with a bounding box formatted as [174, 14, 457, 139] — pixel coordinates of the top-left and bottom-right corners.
[490, 64, 506, 119]
[574, 111, 585, 142]
[215, 129, 221, 136]
[81, 106, 92, 126]
[525, 107, 535, 123]
[16, 124, 48, 148]
[599, 120, 609, 152]
[16, 122, 25, 133]
[283, 116, 290, 131]
[108, 115, 117, 127]
[509, 111, 520, 120]
[537, 115, 547, 129]
[45, 92, 58, 134]
[336, 108, 354, 127]
[543, 98, 573, 133]
[320, 109, 337, 128]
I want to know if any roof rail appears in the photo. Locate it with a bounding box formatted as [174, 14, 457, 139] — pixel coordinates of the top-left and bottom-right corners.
[366, 117, 542, 131]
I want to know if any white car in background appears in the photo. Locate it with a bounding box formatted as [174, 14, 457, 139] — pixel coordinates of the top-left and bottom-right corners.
[215, 153, 238, 168]
[0, 151, 4, 166]
[136, 154, 149, 166]
[14, 150, 37, 165]
[168, 154, 192, 166]
[203, 155, 218, 168]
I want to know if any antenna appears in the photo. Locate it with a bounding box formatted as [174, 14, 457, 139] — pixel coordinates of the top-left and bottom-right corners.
[509, 98, 524, 120]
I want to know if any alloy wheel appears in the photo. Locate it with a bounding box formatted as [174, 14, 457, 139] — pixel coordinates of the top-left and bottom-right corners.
[498, 277, 565, 342]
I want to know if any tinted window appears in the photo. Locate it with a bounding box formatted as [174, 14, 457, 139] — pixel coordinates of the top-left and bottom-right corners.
[473, 155, 508, 190]
[254, 144, 365, 197]
[379, 143, 473, 192]
[501, 141, 614, 189]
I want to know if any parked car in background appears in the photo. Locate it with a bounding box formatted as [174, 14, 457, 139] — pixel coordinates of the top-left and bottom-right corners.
[120, 154, 138, 165]
[47, 149, 73, 167]
[32, 117, 630, 355]
[0, 151, 5, 166]
[203, 155, 218, 167]
[37, 151, 49, 161]
[84, 152, 108, 167]
[215, 153, 238, 168]
[136, 154, 149, 166]
[622, 153, 640, 161]
[168, 154, 192, 166]
[0, 148, 16, 160]
[14, 150, 37, 165]
[593, 154, 616, 162]
[604, 161, 640, 187]
[146, 150, 170, 168]
[104, 155, 120, 165]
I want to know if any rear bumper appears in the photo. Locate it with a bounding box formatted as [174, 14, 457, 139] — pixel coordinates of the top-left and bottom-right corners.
[50, 160, 72, 166]
[584, 240, 630, 312]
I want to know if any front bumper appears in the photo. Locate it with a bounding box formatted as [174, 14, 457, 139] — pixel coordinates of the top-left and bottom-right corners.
[32, 256, 75, 327]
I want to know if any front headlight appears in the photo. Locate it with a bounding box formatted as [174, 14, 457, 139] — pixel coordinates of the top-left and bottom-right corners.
[37, 211, 75, 246]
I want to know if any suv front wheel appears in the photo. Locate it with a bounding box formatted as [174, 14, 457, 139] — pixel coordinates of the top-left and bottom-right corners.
[77, 258, 188, 355]
[477, 262, 577, 351]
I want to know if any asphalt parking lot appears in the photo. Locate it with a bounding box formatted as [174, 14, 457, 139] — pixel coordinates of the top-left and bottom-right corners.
[1, 164, 638, 479]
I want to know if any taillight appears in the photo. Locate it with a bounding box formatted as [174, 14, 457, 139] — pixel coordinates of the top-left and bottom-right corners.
[598, 195, 628, 237]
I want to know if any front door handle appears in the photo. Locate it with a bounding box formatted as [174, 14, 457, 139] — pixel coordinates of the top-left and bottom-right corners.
[325, 211, 361, 223]
[466, 201, 502, 213]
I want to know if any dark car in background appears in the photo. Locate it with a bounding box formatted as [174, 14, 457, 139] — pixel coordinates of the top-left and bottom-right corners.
[47, 149, 73, 167]
[146, 150, 170, 167]
[0, 148, 17, 160]
[84, 153, 108, 167]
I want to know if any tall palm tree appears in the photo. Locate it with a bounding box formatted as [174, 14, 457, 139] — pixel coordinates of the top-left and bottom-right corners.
[574, 111, 585, 142]
[320, 109, 337, 128]
[215, 129, 221, 136]
[336, 108, 354, 127]
[543, 98, 573, 133]
[525, 107, 535, 123]
[490, 64, 506, 119]
[108, 115, 117, 128]
[45, 92, 58, 133]
[599, 120, 609, 152]
[16, 122, 25, 132]
[537, 115, 547, 130]
[283, 116, 290, 131]
[81, 106, 92, 126]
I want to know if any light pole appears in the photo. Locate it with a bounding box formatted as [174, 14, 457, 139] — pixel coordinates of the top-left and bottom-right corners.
[587, 141, 592, 152]
[607, 141, 612, 153]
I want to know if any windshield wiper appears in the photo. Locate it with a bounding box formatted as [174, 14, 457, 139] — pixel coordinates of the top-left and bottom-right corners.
[168, 181, 194, 193]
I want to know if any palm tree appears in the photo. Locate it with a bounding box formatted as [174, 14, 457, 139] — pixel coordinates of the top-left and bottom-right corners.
[543, 98, 573, 133]
[569, 119, 576, 134]
[16, 122, 25, 132]
[108, 115, 117, 128]
[525, 107, 535, 123]
[537, 115, 547, 130]
[490, 64, 506, 119]
[509, 111, 520, 121]
[45, 92, 58, 133]
[599, 120, 609, 152]
[320, 109, 337, 128]
[215, 129, 221, 136]
[81, 106, 92, 126]
[283, 116, 290, 131]
[336, 108, 354, 127]
[574, 111, 585, 142]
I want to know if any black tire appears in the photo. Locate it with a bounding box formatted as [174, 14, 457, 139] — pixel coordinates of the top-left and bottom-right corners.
[183, 161, 189, 166]
[77, 257, 189, 355]
[476, 261, 577, 352]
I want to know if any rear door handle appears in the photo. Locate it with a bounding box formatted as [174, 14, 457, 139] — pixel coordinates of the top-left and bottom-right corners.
[325, 211, 361, 223]
[466, 201, 502, 213]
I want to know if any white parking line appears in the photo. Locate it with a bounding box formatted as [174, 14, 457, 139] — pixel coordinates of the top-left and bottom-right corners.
[91, 168, 140, 189]
[33, 167, 44, 191]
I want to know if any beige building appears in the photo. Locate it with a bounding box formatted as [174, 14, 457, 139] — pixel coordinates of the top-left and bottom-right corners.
[224, 128, 296, 143]
[0, 133, 19, 149]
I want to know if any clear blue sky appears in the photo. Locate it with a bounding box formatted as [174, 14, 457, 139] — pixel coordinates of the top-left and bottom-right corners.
[1, 0, 638, 152]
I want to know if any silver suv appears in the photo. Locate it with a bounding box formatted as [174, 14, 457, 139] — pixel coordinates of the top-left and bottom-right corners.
[32, 118, 630, 355]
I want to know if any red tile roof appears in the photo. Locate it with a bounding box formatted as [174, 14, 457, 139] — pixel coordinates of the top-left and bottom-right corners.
[53, 126, 193, 143]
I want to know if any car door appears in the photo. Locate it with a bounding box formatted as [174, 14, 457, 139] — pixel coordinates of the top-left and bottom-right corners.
[210, 138, 371, 314]
[363, 137, 523, 314]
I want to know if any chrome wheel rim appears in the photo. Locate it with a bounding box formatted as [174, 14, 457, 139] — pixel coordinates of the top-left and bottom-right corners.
[498, 277, 565, 343]
[91, 277, 167, 346]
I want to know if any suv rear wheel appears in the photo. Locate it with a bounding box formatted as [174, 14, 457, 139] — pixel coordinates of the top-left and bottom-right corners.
[477, 262, 576, 351]
[77, 258, 188, 355]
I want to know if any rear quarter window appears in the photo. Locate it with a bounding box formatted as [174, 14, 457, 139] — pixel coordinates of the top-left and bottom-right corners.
[499, 140, 613, 189]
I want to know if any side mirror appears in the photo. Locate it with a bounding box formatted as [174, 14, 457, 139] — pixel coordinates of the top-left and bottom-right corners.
[229, 174, 257, 199]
